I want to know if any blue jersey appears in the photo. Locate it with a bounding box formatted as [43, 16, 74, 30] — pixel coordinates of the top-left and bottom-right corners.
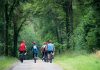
[47, 43, 54, 51]
[32, 45, 38, 53]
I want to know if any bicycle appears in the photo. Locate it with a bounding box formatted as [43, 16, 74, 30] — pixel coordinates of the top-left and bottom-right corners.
[33, 53, 38, 63]
[42, 52, 48, 62]
[47, 52, 54, 63]
[19, 52, 26, 63]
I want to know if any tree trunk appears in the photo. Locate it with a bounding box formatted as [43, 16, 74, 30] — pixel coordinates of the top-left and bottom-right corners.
[13, 21, 18, 57]
[54, 18, 60, 43]
[93, 0, 100, 49]
[4, 2, 9, 56]
[59, 24, 63, 44]
[13, 16, 26, 57]
[69, 0, 73, 33]
[63, 0, 73, 49]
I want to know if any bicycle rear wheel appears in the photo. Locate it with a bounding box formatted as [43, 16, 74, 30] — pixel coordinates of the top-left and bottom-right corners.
[50, 53, 53, 63]
[34, 57, 36, 63]
[19, 53, 24, 63]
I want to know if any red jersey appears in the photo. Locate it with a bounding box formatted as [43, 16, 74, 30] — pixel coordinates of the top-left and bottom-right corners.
[19, 42, 26, 52]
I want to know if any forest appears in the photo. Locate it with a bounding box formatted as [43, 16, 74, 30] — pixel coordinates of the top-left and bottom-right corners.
[0, 0, 100, 58]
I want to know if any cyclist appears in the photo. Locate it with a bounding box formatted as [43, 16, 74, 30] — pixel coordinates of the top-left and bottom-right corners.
[19, 40, 27, 62]
[31, 42, 38, 63]
[47, 40, 55, 63]
[41, 42, 48, 61]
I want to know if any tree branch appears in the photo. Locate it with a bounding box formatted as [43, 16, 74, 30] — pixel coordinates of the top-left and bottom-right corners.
[17, 18, 27, 34]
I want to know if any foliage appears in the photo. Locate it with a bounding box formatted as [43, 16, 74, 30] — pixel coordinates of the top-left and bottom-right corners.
[0, 0, 100, 56]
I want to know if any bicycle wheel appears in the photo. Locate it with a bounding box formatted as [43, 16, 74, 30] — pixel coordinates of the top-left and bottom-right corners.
[19, 53, 24, 63]
[20, 58, 23, 63]
[50, 53, 53, 63]
[34, 53, 37, 63]
[34, 57, 36, 63]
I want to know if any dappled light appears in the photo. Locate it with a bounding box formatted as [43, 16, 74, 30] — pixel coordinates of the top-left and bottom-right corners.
[0, 0, 100, 70]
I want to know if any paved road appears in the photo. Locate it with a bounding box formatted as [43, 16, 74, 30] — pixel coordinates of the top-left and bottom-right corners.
[11, 60, 63, 70]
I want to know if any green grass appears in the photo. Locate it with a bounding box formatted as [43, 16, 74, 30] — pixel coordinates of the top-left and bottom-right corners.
[54, 53, 100, 70]
[0, 56, 17, 70]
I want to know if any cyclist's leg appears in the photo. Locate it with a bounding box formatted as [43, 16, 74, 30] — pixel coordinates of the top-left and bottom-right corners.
[46, 51, 49, 62]
[19, 52, 24, 63]
[34, 53, 37, 59]
[23, 51, 26, 60]
[44, 51, 47, 62]
[48, 51, 51, 60]
[33, 53, 34, 59]
[41, 52, 43, 59]
[36, 53, 38, 58]
[49, 51, 53, 63]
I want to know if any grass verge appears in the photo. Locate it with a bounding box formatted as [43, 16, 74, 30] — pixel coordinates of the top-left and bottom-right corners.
[0, 56, 17, 70]
[54, 52, 100, 70]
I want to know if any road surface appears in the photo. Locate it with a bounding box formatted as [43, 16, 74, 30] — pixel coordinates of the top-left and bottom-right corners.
[11, 60, 63, 70]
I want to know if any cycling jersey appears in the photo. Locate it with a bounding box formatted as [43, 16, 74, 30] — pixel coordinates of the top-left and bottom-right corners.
[47, 43, 54, 51]
[19, 42, 26, 52]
